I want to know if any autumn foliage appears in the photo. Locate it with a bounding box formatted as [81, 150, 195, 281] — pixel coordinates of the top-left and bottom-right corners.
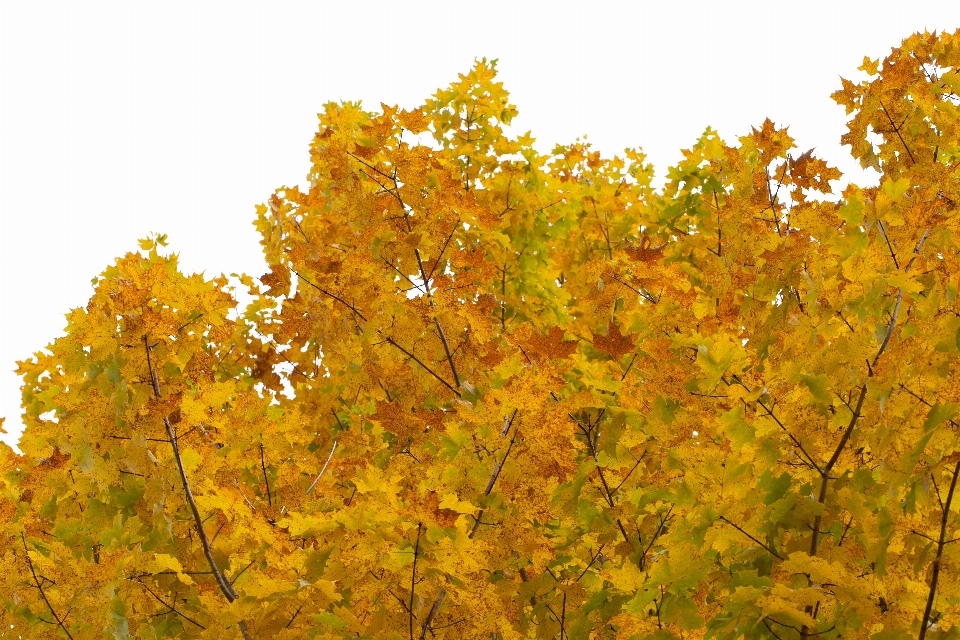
[5, 29, 960, 639]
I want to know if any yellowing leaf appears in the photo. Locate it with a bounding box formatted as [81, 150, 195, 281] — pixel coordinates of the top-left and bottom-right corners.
[438, 493, 477, 514]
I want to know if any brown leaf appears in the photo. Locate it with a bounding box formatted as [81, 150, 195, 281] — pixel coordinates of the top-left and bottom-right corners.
[525, 326, 578, 360]
[592, 321, 636, 358]
[260, 263, 291, 297]
[624, 235, 665, 263]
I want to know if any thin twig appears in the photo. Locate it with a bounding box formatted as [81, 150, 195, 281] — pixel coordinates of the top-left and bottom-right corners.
[410, 523, 422, 640]
[879, 99, 916, 164]
[717, 516, 783, 559]
[470, 410, 520, 539]
[293, 269, 368, 322]
[136, 577, 206, 630]
[305, 439, 338, 496]
[260, 442, 272, 506]
[575, 544, 606, 583]
[21, 533, 74, 639]
[381, 335, 461, 397]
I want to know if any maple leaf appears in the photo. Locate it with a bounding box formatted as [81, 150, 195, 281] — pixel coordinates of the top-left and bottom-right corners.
[398, 107, 430, 134]
[519, 324, 578, 361]
[260, 262, 291, 297]
[592, 320, 636, 358]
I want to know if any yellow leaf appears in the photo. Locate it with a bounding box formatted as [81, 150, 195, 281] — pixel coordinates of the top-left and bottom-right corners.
[150, 553, 194, 584]
[438, 493, 477, 514]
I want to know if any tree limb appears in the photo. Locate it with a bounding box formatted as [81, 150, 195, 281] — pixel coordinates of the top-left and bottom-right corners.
[143, 335, 252, 640]
[919, 459, 960, 640]
[380, 335, 462, 397]
[21, 533, 74, 640]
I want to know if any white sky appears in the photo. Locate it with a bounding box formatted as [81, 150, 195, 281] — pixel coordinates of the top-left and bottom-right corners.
[2, 1, 959, 447]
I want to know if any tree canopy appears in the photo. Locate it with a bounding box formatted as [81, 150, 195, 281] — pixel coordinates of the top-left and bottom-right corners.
[4, 28, 960, 640]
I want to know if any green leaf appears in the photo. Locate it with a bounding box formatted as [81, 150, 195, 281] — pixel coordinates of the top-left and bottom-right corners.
[881, 176, 911, 201]
[798, 373, 831, 405]
[661, 594, 705, 630]
[759, 471, 792, 505]
[311, 611, 347, 629]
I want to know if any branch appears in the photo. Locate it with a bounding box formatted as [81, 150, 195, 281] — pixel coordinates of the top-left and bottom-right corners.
[575, 544, 606, 583]
[639, 507, 674, 571]
[428, 411, 519, 638]
[424, 216, 461, 284]
[382, 256, 426, 294]
[292, 269, 368, 322]
[802, 228, 929, 638]
[755, 397, 823, 474]
[560, 592, 567, 640]
[433, 321, 461, 389]
[876, 220, 900, 269]
[724, 375, 823, 474]
[268, 341, 310, 381]
[229, 559, 256, 587]
[260, 442, 272, 506]
[611, 273, 659, 304]
[616, 519, 635, 551]
[21, 533, 74, 640]
[620, 353, 638, 381]
[920, 459, 960, 640]
[136, 577, 206, 629]
[470, 410, 520, 539]
[305, 439, 338, 496]
[611, 450, 648, 496]
[571, 410, 615, 507]
[879, 99, 917, 164]
[285, 604, 303, 629]
[410, 523, 422, 640]
[380, 335, 462, 397]
[836, 311, 855, 333]
[717, 516, 783, 560]
[142, 335, 252, 640]
[762, 618, 787, 640]
[419, 589, 446, 640]
[764, 164, 787, 236]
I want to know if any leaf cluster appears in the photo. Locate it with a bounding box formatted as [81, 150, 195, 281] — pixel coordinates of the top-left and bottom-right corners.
[4, 33, 960, 640]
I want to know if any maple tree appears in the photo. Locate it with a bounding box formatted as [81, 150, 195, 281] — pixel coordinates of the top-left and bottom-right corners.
[4, 28, 960, 639]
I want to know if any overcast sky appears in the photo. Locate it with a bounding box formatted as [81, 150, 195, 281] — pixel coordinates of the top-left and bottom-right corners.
[2, 1, 959, 448]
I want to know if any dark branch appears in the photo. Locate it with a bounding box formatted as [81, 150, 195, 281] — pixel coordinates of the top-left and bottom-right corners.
[21, 533, 74, 640]
[717, 516, 783, 560]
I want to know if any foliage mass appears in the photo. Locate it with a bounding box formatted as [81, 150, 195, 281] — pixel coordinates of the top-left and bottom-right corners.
[4, 29, 960, 640]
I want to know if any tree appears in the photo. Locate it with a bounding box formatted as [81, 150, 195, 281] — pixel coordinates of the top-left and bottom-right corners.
[2, 28, 960, 639]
